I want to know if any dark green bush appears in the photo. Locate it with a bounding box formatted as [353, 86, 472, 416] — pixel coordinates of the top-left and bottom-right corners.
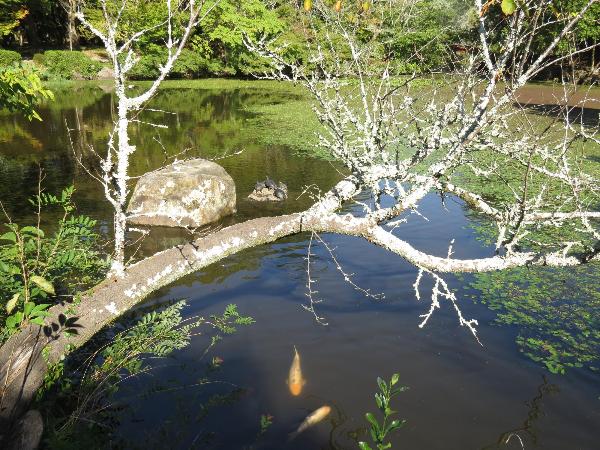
[129, 48, 208, 80]
[39, 51, 102, 80]
[32, 53, 46, 66]
[0, 49, 22, 68]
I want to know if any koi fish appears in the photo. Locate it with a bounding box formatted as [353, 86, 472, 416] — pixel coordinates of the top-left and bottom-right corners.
[288, 405, 331, 441]
[287, 345, 306, 396]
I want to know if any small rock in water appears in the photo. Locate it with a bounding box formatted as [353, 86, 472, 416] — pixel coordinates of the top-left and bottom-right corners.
[248, 177, 288, 202]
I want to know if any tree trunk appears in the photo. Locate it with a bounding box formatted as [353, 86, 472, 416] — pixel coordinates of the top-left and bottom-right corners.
[110, 102, 133, 276]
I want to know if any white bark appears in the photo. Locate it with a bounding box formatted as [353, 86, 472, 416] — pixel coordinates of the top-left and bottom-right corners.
[245, 0, 600, 330]
[76, 0, 218, 276]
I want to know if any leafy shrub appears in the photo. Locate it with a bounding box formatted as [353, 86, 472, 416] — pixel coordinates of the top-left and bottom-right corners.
[0, 186, 108, 340]
[38, 50, 102, 80]
[32, 53, 46, 66]
[38, 301, 253, 447]
[129, 48, 208, 80]
[0, 49, 21, 67]
[0, 63, 54, 120]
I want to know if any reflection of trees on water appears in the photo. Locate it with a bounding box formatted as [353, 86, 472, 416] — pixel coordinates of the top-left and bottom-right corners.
[481, 377, 559, 449]
[516, 103, 600, 128]
[1, 85, 340, 229]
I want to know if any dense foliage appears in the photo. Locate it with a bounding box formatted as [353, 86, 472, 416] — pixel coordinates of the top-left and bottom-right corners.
[0, 62, 53, 120]
[0, 186, 108, 340]
[0, 48, 20, 66]
[0, 0, 597, 80]
[33, 50, 101, 80]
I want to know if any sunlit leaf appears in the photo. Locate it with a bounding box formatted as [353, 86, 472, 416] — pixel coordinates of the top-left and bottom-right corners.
[6, 292, 20, 313]
[501, 0, 517, 15]
[30, 275, 55, 295]
[0, 231, 17, 242]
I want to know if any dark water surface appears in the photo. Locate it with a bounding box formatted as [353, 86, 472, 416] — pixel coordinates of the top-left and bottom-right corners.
[1, 81, 599, 449]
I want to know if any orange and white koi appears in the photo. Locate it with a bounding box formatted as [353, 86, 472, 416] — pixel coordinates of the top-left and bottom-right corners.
[289, 405, 331, 440]
[287, 345, 306, 396]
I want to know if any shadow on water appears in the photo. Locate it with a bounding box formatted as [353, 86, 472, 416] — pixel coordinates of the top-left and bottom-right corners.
[481, 376, 559, 450]
[514, 102, 600, 127]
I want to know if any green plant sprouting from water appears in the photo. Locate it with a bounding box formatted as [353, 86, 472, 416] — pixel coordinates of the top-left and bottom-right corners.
[359, 373, 407, 450]
[259, 413, 274, 436]
[39, 301, 254, 448]
[0, 185, 108, 339]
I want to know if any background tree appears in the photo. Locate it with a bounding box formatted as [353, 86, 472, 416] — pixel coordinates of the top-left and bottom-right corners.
[58, 0, 81, 50]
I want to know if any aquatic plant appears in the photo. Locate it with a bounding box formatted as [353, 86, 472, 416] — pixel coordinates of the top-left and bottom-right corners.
[37, 301, 254, 448]
[259, 413, 274, 436]
[469, 265, 600, 374]
[359, 373, 407, 450]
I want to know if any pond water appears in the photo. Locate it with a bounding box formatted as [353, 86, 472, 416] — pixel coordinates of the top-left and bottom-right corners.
[1, 80, 599, 449]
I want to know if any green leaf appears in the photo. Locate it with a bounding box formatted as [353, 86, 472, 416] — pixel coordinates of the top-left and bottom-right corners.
[24, 301, 34, 317]
[385, 419, 405, 434]
[31, 303, 50, 313]
[358, 442, 372, 450]
[377, 376, 386, 393]
[30, 275, 55, 295]
[365, 412, 380, 435]
[20, 226, 44, 237]
[30, 317, 45, 326]
[374, 393, 384, 410]
[6, 314, 18, 329]
[390, 373, 399, 386]
[369, 427, 378, 443]
[501, 0, 517, 15]
[6, 292, 20, 313]
[0, 231, 17, 242]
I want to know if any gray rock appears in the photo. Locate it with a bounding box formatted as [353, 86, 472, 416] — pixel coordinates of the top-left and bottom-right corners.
[274, 188, 286, 200]
[127, 158, 236, 228]
[97, 67, 115, 80]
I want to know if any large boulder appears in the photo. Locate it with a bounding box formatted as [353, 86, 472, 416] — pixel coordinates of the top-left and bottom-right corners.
[127, 159, 236, 228]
